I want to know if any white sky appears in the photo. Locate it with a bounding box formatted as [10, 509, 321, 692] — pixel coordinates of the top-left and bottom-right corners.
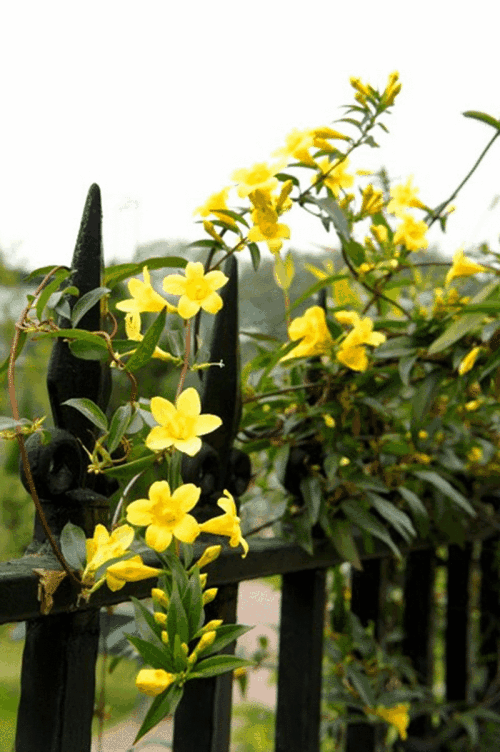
[0, 0, 499, 273]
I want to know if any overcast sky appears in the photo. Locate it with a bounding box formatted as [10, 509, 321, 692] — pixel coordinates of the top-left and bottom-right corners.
[0, 0, 499, 273]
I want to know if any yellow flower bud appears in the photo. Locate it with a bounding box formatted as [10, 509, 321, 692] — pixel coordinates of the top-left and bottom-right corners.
[154, 612, 167, 626]
[199, 573, 208, 589]
[197, 630, 217, 653]
[323, 414, 336, 428]
[161, 630, 169, 645]
[418, 430, 428, 440]
[202, 588, 218, 605]
[151, 588, 170, 609]
[195, 545, 222, 570]
[136, 668, 176, 697]
[201, 619, 223, 633]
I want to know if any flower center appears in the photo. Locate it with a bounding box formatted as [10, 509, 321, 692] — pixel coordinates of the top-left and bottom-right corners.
[185, 278, 210, 301]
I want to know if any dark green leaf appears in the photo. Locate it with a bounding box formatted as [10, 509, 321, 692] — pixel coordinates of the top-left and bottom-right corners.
[300, 475, 323, 525]
[166, 582, 189, 646]
[248, 242, 261, 271]
[428, 279, 500, 354]
[0, 331, 27, 376]
[130, 596, 163, 644]
[367, 493, 415, 542]
[36, 269, 73, 321]
[289, 274, 349, 313]
[68, 338, 109, 361]
[342, 500, 401, 558]
[411, 369, 442, 430]
[134, 685, 183, 744]
[71, 286, 111, 327]
[61, 397, 108, 432]
[107, 404, 133, 454]
[126, 634, 174, 672]
[346, 665, 376, 706]
[194, 624, 254, 656]
[330, 519, 362, 570]
[104, 256, 187, 287]
[188, 655, 252, 679]
[23, 265, 71, 283]
[463, 110, 500, 131]
[125, 307, 167, 372]
[413, 470, 476, 516]
[60, 522, 87, 570]
[183, 568, 203, 638]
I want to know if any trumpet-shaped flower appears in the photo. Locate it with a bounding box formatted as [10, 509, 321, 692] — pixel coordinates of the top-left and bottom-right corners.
[360, 184, 384, 216]
[335, 311, 386, 372]
[105, 555, 161, 591]
[382, 71, 402, 106]
[393, 214, 428, 252]
[280, 306, 333, 361]
[231, 162, 283, 198]
[314, 157, 354, 197]
[84, 524, 135, 576]
[387, 177, 425, 217]
[145, 387, 222, 456]
[116, 266, 176, 315]
[199, 490, 249, 557]
[136, 668, 176, 697]
[126, 480, 201, 552]
[273, 128, 316, 166]
[367, 704, 410, 740]
[162, 261, 228, 319]
[194, 187, 236, 227]
[445, 248, 487, 285]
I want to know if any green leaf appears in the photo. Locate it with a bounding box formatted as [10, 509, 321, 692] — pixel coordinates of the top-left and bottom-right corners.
[413, 470, 476, 516]
[188, 655, 252, 680]
[366, 493, 416, 542]
[330, 519, 362, 570]
[166, 582, 189, 646]
[134, 685, 183, 744]
[289, 274, 349, 313]
[130, 596, 163, 645]
[0, 416, 32, 432]
[300, 475, 323, 525]
[428, 279, 500, 354]
[314, 197, 350, 238]
[346, 664, 376, 706]
[104, 256, 187, 287]
[125, 307, 167, 372]
[60, 522, 87, 570]
[23, 265, 71, 283]
[71, 286, 111, 327]
[463, 110, 500, 131]
[372, 335, 418, 359]
[35, 269, 73, 321]
[342, 500, 401, 558]
[342, 238, 366, 266]
[61, 397, 108, 432]
[398, 486, 429, 525]
[410, 369, 442, 431]
[212, 209, 249, 228]
[102, 453, 157, 478]
[183, 568, 204, 638]
[68, 338, 110, 361]
[248, 242, 261, 271]
[0, 331, 27, 376]
[126, 633, 175, 672]
[107, 403, 133, 454]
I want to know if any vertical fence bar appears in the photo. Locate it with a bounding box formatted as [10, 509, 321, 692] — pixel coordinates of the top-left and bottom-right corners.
[275, 568, 327, 752]
[174, 255, 248, 752]
[15, 185, 109, 752]
[479, 534, 500, 705]
[346, 558, 383, 752]
[446, 543, 472, 703]
[402, 547, 435, 739]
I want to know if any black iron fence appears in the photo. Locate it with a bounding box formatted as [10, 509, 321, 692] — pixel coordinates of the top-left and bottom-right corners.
[1, 185, 499, 751]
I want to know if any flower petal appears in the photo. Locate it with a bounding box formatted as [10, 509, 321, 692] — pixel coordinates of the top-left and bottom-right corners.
[194, 414, 222, 436]
[178, 295, 200, 319]
[146, 426, 175, 452]
[162, 273, 187, 295]
[171, 483, 201, 513]
[176, 387, 201, 417]
[146, 524, 173, 552]
[174, 436, 202, 456]
[126, 498, 155, 526]
[173, 514, 200, 543]
[200, 291, 223, 315]
[150, 396, 176, 425]
[204, 270, 229, 290]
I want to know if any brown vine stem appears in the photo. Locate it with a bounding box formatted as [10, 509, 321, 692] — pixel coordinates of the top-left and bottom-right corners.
[8, 267, 81, 585]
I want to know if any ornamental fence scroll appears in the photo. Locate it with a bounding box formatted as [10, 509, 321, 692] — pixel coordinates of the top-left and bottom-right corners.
[0, 185, 500, 751]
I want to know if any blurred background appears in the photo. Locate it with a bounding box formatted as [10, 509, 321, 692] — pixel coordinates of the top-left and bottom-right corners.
[0, 1, 499, 747]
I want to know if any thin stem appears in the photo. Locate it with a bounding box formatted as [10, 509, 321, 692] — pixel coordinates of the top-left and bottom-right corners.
[8, 267, 81, 584]
[427, 129, 500, 228]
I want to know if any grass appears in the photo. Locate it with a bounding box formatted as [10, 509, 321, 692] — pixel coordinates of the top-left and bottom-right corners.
[0, 624, 140, 751]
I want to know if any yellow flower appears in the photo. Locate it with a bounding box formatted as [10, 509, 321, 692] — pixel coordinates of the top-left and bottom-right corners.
[145, 387, 222, 456]
[162, 261, 229, 319]
[280, 306, 333, 361]
[350, 76, 372, 99]
[458, 346, 482, 375]
[335, 311, 386, 372]
[194, 544, 222, 569]
[314, 157, 354, 197]
[194, 187, 236, 227]
[371, 224, 388, 244]
[124, 311, 178, 362]
[126, 480, 201, 552]
[368, 704, 410, 740]
[84, 524, 135, 576]
[248, 189, 291, 254]
[116, 266, 176, 315]
[136, 668, 176, 697]
[323, 414, 335, 428]
[467, 446, 483, 462]
[199, 490, 249, 557]
[360, 184, 384, 216]
[393, 214, 428, 252]
[273, 128, 316, 166]
[445, 248, 487, 286]
[105, 555, 161, 592]
[387, 177, 425, 217]
[231, 162, 283, 198]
